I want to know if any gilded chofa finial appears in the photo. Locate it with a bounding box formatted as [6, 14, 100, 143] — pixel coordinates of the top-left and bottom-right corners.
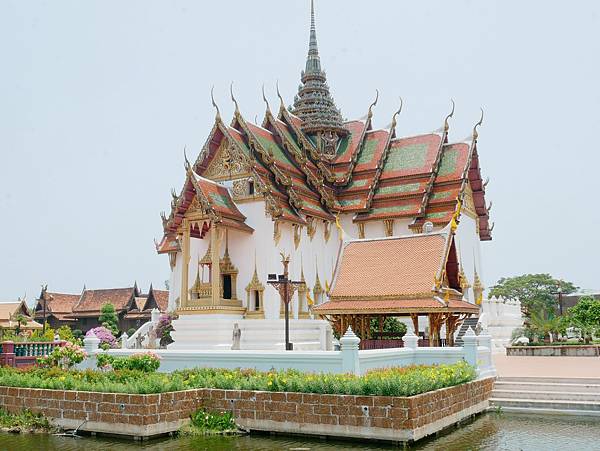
[390, 97, 403, 131]
[262, 84, 271, 111]
[230, 82, 240, 115]
[473, 108, 484, 140]
[183, 147, 192, 173]
[276, 81, 285, 109]
[210, 86, 221, 120]
[444, 99, 455, 132]
[367, 89, 379, 121]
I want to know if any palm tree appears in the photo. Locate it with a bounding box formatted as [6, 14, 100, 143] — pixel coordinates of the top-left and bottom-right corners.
[529, 309, 564, 343]
[13, 314, 28, 336]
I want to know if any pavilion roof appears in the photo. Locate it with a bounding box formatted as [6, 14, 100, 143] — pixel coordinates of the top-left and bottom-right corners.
[329, 232, 449, 300]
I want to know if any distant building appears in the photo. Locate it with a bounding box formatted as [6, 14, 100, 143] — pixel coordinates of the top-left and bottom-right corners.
[0, 299, 43, 338]
[34, 284, 169, 333]
[562, 291, 600, 311]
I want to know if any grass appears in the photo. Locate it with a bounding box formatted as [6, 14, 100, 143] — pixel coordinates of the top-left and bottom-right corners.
[0, 362, 476, 397]
[179, 409, 240, 436]
[0, 408, 56, 433]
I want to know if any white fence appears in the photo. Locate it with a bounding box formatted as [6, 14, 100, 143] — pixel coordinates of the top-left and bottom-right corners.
[81, 327, 495, 378]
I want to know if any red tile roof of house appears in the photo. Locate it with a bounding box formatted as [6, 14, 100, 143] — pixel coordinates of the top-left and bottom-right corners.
[72, 287, 136, 314]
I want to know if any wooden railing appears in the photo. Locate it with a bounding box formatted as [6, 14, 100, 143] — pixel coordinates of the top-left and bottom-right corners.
[0, 341, 66, 368]
[360, 337, 448, 350]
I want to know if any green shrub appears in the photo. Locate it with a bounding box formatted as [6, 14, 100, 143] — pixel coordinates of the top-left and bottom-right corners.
[72, 329, 83, 339]
[188, 409, 236, 432]
[0, 361, 476, 397]
[127, 328, 137, 337]
[96, 353, 161, 373]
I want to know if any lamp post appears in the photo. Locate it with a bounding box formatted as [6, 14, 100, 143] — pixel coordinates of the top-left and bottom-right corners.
[557, 282, 563, 316]
[268, 253, 303, 351]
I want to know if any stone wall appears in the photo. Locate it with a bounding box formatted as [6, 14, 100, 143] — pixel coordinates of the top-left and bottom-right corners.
[506, 345, 600, 357]
[0, 377, 494, 442]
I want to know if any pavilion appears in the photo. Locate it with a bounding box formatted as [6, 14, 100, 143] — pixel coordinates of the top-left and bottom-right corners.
[313, 224, 480, 347]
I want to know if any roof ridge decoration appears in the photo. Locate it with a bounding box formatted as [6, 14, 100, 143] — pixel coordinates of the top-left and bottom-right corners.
[363, 98, 403, 210]
[333, 91, 378, 186]
[292, 0, 348, 159]
[263, 108, 335, 209]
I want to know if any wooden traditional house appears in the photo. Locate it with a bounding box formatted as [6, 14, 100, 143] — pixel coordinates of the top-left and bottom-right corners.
[0, 300, 43, 338]
[34, 284, 169, 333]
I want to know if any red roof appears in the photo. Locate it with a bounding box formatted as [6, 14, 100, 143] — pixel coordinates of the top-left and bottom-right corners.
[72, 287, 136, 314]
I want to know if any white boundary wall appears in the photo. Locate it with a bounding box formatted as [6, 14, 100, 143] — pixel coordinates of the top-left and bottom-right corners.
[81, 328, 495, 378]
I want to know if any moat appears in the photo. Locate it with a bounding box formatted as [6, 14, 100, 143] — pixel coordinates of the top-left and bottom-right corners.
[1, 413, 598, 450]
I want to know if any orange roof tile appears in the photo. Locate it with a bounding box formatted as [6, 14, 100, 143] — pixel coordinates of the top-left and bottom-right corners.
[330, 233, 448, 299]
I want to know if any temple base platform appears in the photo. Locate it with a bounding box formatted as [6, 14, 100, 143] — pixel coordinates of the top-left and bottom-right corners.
[169, 315, 334, 351]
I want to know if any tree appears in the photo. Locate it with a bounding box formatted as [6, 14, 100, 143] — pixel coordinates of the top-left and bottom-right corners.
[13, 314, 28, 335]
[369, 317, 407, 338]
[99, 303, 119, 335]
[568, 297, 600, 343]
[528, 309, 567, 343]
[489, 274, 577, 317]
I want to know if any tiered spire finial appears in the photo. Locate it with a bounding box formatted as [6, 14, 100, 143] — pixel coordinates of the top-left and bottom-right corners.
[292, 0, 347, 158]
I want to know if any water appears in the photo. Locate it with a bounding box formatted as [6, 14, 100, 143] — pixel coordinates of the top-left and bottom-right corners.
[0, 413, 598, 451]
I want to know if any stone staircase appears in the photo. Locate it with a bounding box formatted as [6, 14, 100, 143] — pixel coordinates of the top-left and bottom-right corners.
[490, 377, 600, 416]
[455, 317, 479, 346]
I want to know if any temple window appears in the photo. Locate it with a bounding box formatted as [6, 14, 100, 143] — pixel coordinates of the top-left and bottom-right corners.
[248, 180, 255, 195]
[223, 274, 233, 299]
[245, 263, 265, 319]
[219, 247, 238, 301]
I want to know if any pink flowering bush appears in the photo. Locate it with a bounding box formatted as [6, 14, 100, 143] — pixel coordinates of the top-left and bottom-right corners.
[155, 314, 174, 348]
[85, 327, 117, 349]
[37, 342, 87, 369]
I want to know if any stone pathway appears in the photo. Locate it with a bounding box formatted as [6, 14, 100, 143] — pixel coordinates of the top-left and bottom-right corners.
[493, 354, 600, 378]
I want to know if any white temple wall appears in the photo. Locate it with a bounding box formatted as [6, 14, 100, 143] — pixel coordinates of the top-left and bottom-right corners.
[454, 216, 484, 304]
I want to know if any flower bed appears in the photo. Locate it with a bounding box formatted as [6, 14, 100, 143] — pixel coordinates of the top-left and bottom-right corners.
[0, 362, 476, 396]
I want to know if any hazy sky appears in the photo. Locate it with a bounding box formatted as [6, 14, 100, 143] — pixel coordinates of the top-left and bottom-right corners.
[2, 0, 599, 303]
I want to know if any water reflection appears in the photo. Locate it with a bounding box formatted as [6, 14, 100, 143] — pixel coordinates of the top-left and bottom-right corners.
[0, 413, 598, 451]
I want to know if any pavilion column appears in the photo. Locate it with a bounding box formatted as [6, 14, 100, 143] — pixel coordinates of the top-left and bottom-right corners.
[210, 223, 222, 306]
[410, 314, 419, 335]
[180, 219, 191, 309]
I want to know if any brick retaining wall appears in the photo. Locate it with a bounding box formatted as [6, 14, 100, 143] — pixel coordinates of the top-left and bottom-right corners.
[0, 377, 494, 442]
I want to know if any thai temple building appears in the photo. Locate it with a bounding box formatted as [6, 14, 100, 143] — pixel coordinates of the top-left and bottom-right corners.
[156, 1, 492, 350]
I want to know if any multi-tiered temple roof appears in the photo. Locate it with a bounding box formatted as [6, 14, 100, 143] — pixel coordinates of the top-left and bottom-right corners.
[157, 1, 492, 252]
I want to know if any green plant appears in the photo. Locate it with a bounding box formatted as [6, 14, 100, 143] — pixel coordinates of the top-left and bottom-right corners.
[0, 407, 55, 432]
[13, 314, 28, 335]
[30, 325, 55, 342]
[99, 303, 119, 336]
[72, 329, 83, 339]
[0, 361, 476, 397]
[127, 328, 137, 337]
[96, 352, 161, 373]
[185, 409, 237, 434]
[568, 297, 600, 343]
[56, 326, 76, 343]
